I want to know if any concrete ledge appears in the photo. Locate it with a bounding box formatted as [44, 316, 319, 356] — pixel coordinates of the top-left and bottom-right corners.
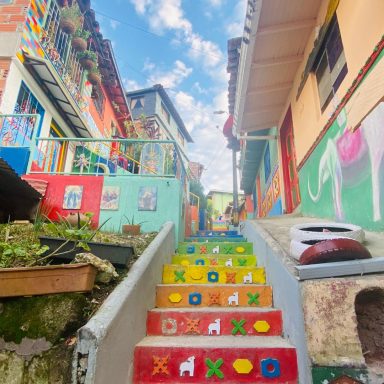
[72, 222, 175, 384]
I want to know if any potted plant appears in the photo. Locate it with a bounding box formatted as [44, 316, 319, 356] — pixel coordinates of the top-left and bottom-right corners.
[122, 215, 147, 236]
[71, 28, 90, 52]
[39, 213, 135, 268]
[0, 224, 96, 298]
[87, 67, 102, 86]
[77, 50, 97, 70]
[59, 4, 82, 35]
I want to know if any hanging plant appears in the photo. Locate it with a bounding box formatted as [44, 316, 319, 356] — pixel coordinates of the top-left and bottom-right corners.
[87, 68, 102, 86]
[59, 4, 83, 35]
[77, 49, 97, 70]
[71, 28, 90, 52]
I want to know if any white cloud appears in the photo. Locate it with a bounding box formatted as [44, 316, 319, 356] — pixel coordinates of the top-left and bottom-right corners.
[110, 19, 121, 30]
[225, 0, 247, 37]
[123, 78, 143, 91]
[144, 60, 193, 88]
[206, 0, 224, 7]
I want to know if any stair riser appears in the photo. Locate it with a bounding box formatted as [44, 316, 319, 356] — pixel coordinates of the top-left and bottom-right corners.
[147, 310, 282, 336]
[172, 254, 257, 267]
[186, 237, 245, 242]
[177, 242, 253, 255]
[156, 285, 272, 308]
[134, 346, 298, 383]
[163, 265, 266, 285]
[197, 230, 239, 236]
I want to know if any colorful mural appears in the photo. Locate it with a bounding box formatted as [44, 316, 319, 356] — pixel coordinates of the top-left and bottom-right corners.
[301, 100, 384, 230]
[257, 167, 282, 218]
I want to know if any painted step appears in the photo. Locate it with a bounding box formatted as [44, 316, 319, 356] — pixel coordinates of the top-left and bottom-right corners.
[186, 236, 245, 242]
[197, 230, 238, 236]
[162, 265, 266, 285]
[147, 308, 282, 336]
[172, 254, 257, 267]
[156, 284, 272, 308]
[133, 336, 297, 383]
[177, 242, 253, 255]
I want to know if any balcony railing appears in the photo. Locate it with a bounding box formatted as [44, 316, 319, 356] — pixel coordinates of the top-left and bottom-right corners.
[27, 137, 187, 180]
[39, 1, 87, 109]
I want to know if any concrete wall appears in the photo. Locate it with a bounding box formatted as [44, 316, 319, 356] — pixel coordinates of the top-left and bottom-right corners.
[241, 220, 312, 384]
[73, 222, 175, 384]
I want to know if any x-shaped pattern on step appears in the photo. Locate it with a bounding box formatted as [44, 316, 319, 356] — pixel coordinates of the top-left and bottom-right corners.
[238, 258, 247, 266]
[208, 292, 221, 305]
[247, 292, 260, 305]
[226, 272, 236, 284]
[231, 319, 247, 335]
[185, 318, 200, 334]
[205, 358, 224, 378]
[200, 246, 207, 254]
[152, 356, 169, 375]
[223, 246, 233, 254]
[209, 258, 218, 266]
[174, 270, 186, 282]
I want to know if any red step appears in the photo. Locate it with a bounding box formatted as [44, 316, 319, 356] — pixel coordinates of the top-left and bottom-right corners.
[133, 336, 298, 383]
[147, 308, 282, 336]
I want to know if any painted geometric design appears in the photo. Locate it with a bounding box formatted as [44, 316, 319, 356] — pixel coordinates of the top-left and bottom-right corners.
[168, 293, 182, 303]
[172, 254, 258, 267]
[208, 271, 219, 282]
[254, 320, 270, 333]
[189, 292, 202, 305]
[231, 319, 247, 335]
[177, 242, 253, 255]
[226, 272, 236, 284]
[205, 358, 224, 379]
[238, 258, 247, 266]
[187, 245, 195, 253]
[185, 319, 200, 334]
[261, 358, 281, 378]
[233, 359, 253, 374]
[223, 246, 233, 254]
[195, 259, 205, 265]
[236, 246, 246, 253]
[152, 355, 169, 375]
[161, 319, 177, 335]
[200, 245, 207, 254]
[247, 292, 260, 305]
[174, 270, 185, 282]
[209, 258, 218, 265]
[181, 259, 190, 266]
[208, 292, 221, 305]
[189, 268, 203, 280]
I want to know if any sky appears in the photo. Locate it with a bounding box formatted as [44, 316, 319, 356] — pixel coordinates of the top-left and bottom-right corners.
[92, 0, 247, 193]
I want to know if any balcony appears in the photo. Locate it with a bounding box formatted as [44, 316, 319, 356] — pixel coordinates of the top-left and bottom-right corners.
[26, 136, 187, 180]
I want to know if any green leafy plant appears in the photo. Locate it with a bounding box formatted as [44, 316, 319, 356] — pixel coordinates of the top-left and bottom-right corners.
[73, 28, 91, 40]
[60, 4, 82, 22]
[122, 215, 147, 226]
[77, 50, 97, 63]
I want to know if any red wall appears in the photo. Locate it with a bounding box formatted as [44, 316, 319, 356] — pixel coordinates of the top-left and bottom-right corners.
[23, 174, 103, 226]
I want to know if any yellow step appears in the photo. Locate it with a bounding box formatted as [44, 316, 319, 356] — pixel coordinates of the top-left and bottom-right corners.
[162, 264, 266, 285]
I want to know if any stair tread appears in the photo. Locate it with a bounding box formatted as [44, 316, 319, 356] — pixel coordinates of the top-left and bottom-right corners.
[158, 283, 269, 287]
[149, 307, 280, 313]
[136, 335, 295, 349]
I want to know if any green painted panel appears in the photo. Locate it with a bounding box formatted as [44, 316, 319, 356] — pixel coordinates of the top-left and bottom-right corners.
[311, 366, 368, 383]
[177, 242, 253, 255]
[99, 177, 183, 242]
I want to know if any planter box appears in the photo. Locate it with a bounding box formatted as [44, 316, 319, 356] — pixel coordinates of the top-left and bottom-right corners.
[39, 236, 135, 268]
[0, 263, 96, 298]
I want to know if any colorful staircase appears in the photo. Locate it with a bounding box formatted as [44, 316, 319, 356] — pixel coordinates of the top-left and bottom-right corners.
[133, 230, 298, 383]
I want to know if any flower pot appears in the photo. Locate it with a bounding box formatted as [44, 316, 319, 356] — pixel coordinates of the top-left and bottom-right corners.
[0, 263, 96, 298]
[60, 18, 76, 35]
[87, 72, 101, 85]
[39, 236, 135, 268]
[72, 36, 87, 52]
[79, 58, 95, 70]
[122, 224, 141, 236]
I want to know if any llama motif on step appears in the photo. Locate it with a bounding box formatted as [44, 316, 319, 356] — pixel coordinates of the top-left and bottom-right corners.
[179, 356, 195, 377]
[243, 272, 253, 284]
[212, 245, 220, 254]
[208, 319, 221, 335]
[228, 291, 239, 306]
[225, 258, 233, 267]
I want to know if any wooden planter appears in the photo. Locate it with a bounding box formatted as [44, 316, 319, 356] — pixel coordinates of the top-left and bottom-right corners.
[60, 18, 76, 35]
[122, 224, 141, 236]
[87, 72, 101, 85]
[39, 236, 135, 268]
[79, 58, 95, 70]
[72, 37, 87, 52]
[0, 263, 96, 298]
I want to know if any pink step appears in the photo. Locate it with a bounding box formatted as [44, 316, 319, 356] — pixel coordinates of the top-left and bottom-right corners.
[147, 308, 282, 336]
[133, 336, 298, 383]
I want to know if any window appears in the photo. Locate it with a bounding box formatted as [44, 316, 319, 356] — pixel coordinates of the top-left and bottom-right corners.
[160, 102, 170, 124]
[92, 85, 105, 118]
[131, 97, 144, 110]
[314, 16, 347, 112]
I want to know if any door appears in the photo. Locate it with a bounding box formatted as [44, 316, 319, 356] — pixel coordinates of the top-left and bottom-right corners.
[280, 107, 300, 213]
